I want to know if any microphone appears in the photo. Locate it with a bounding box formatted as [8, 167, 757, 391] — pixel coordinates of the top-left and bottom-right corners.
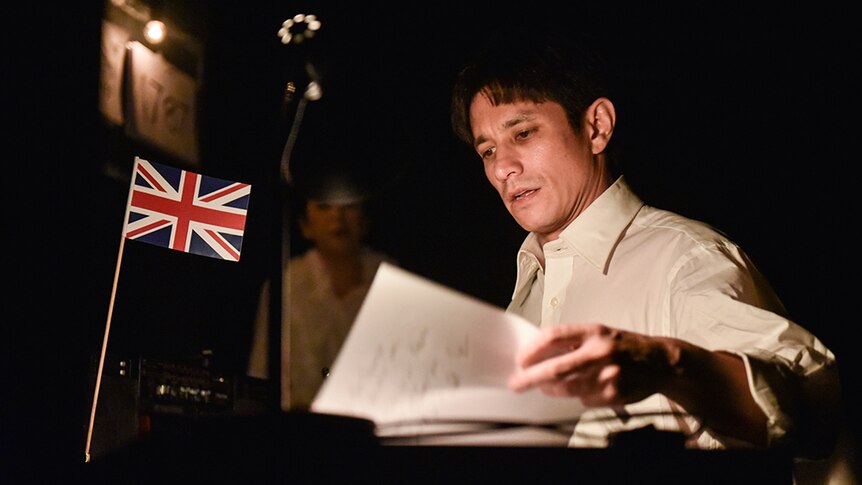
[280, 60, 322, 110]
[279, 14, 324, 106]
[277, 13, 325, 183]
[302, 61, 323, 101]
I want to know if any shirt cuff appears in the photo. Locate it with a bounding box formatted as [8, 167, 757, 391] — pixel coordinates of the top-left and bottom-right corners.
[730, 349, 799, 448]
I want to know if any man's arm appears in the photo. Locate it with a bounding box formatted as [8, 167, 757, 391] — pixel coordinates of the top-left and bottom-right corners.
[507, 323, 767, 445]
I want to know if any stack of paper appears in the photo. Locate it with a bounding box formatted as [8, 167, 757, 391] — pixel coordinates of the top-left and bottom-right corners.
[310, 263, 585, 446]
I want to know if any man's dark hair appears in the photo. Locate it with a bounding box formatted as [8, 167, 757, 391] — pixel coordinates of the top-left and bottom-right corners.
[450, 27, 611, 147]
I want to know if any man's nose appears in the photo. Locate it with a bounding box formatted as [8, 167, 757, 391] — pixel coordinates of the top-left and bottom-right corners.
[492, 148, 522, 181]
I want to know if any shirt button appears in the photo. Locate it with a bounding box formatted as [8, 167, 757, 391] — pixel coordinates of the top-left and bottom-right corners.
[550, 297, 559, 307]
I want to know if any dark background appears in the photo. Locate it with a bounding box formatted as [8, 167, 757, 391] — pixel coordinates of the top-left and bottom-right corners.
[15, 1, 858, 471]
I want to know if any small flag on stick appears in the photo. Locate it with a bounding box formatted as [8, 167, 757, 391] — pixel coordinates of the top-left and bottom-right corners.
[124, 156, 252, 261]
[86, 157, 252, 463]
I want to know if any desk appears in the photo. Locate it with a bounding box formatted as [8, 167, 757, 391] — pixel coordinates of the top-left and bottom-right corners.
[82, 413, 792, 484]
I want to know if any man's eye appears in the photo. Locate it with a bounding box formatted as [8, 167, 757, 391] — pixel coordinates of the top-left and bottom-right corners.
[480, 146, 496, 159]
[516, 129, 533, 140]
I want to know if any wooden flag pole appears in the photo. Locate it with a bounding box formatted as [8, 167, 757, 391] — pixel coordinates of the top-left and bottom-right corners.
[85, 157, 139, 463]
[84, 234, 127, 463]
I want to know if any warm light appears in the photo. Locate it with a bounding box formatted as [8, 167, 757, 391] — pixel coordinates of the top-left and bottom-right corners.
[144, 20, 166, 44]
[278, 14, 321, 45]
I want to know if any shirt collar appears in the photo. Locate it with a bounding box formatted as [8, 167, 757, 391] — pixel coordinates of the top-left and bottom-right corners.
[516, 176, 644, 275]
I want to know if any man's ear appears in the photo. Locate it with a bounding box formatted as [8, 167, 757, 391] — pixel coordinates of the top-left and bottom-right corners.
[587, 97, 615, 154]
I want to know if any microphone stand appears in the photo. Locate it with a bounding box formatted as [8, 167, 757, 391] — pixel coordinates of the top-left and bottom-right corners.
[265, 14, 381, 444]
[266, 12, 326, 414]
[269, 65, 321, 413]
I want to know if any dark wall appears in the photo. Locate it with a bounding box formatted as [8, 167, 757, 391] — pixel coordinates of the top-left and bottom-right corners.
[16, 1, 858, 470]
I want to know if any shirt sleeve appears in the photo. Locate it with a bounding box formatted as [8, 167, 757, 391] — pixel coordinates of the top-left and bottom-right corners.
[668, 240, 840, 456]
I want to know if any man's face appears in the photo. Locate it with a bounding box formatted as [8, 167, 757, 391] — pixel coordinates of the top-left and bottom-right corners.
[469, 95, 607, 244]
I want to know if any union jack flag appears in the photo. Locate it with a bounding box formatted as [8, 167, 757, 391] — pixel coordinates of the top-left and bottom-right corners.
[123, 157, 251, 262]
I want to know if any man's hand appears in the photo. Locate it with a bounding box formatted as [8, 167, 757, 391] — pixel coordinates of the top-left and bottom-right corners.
[507, 323, 679, 406]
[508, 322, 768, 445]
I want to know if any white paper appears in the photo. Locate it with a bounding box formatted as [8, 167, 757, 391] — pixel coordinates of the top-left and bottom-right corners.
[311, 263, 584, 445]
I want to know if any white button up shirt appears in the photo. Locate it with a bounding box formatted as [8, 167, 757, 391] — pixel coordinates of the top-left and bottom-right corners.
[507, 177, 837, 451]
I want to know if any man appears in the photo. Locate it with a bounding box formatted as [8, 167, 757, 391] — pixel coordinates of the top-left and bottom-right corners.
[449, 28, 841, 466]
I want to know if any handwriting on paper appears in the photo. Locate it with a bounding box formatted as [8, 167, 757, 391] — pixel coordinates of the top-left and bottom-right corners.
[311, 263, 585, 427]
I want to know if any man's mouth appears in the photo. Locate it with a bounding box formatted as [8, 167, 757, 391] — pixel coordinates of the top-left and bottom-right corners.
[512, 189, 537, 202]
